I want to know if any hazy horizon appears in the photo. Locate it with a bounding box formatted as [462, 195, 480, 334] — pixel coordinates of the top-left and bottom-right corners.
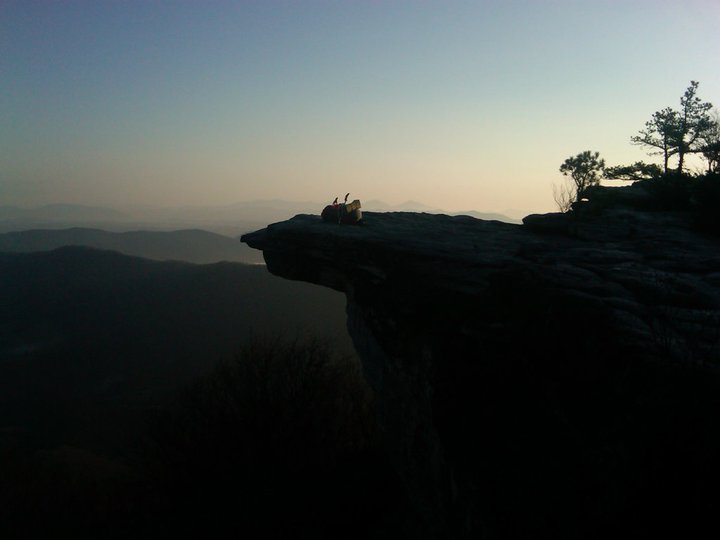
[3, 1, 719, 215]
[0, 197, 523, 237]
[0, 197, 525, 217]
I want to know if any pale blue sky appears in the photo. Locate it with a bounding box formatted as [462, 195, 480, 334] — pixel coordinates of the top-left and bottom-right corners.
[2, 0, 719, 215]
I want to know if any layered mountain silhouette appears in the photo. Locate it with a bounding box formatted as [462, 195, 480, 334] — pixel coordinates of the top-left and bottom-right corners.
[0, 228, 264, 264]
[0, 246, 352, 450]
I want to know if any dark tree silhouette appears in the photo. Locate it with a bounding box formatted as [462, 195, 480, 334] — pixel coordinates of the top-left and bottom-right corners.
[604, 161, 663, 182]
[701, 109, 720, 174]
[558, 150, 605, 204]
[632, 81, 714, 174]
[676, 81, 714, 172]
[631, 107, 679, 174]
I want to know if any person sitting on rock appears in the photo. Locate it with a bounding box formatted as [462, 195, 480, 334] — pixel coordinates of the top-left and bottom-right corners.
[321, 193, 362, 224]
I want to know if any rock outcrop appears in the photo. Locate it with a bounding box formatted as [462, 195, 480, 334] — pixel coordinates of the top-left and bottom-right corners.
[242, 186, 720, 538]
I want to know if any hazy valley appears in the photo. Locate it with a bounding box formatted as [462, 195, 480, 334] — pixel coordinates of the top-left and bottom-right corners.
[0, 215, 394, 538]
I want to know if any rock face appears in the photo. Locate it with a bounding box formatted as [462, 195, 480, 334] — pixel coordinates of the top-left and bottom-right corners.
[242, 188, 720, 538]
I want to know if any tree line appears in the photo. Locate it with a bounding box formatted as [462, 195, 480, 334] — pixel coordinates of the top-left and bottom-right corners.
[555, 81, 720, 211]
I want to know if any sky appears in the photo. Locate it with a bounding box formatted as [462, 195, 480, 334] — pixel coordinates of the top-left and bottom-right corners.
[2, 0, 719, 216]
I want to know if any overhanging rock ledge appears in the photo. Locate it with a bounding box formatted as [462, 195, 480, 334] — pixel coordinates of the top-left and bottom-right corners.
[242, 205, 720, 538]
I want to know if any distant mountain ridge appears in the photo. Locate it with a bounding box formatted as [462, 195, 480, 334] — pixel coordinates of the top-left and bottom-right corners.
[0, 201, 319, 233]
[362, 200, 520, 223]
[1, 200, 521, 232]
[0, 227, 264, 265]
[450, 210, 521, 223]
[0, 204, 128, 221]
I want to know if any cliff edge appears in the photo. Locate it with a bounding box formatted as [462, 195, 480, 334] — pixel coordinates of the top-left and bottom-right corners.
[242, 188, 720, 538]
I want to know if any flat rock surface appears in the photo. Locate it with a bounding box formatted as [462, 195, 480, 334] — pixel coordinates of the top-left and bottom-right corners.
[243, 209, 720, 312]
